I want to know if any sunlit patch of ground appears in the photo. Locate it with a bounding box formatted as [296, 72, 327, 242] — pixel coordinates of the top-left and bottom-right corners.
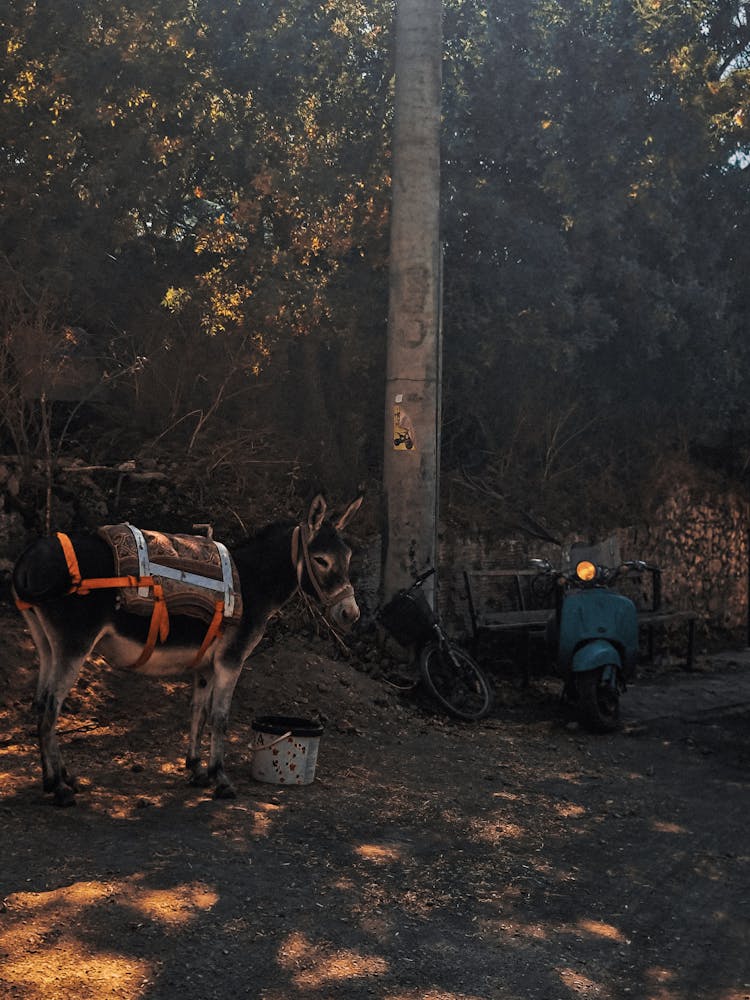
[477, 913, 627, 950]
[641, 965, 683, 999]
[558, 965, 612, 996]
[385, 991, 487, 999]
[354, 842, 406, 864]
[0, 721, 37, 799]
[467, 817, 527, 846]
[277, 930, 388, 988]
[0, 876, 218, 999]
[123, 874, 218, 926]
[645, 967, 675, 983]
[651, 820, 686, 834]
[491, 789, 520, 801]
[205, 797, 286, 841]
[576, 919, 626, 942]
[1, 944, 149, 999]
[0, 766, 35, 796]
[555, 801, 587, 817]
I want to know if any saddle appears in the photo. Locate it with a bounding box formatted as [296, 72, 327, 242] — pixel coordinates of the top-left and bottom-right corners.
[98, 523, 243, 626]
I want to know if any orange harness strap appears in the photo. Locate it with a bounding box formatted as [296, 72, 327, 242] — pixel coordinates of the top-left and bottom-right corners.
[188, 599, 225, 668]
[56, 531, 82, 588]
[128, 582, 170, 669]
[57, 529, 155, 597]
[17, 533, 224, 669]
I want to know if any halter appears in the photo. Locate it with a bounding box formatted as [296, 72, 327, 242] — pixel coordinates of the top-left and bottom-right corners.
[290, 522, 354, 608]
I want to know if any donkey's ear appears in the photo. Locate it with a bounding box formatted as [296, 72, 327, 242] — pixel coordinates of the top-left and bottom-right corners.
[334, 495, 363, 531]
[307, 493, 328, 535]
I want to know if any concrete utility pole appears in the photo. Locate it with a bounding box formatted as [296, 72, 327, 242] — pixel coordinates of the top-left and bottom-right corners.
[381, 0, 443, 604]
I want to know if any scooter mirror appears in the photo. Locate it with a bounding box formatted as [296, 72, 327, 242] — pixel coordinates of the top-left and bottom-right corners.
[529, 558, 552, 572]
[623, 560, 647, 573]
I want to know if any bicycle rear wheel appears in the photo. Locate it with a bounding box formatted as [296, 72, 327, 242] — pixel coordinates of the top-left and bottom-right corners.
[419, 641, 494, 720]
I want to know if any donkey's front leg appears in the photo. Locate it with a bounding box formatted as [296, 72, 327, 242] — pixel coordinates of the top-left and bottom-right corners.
[186, 670, 212, 787]
[206, 660, 243, 799]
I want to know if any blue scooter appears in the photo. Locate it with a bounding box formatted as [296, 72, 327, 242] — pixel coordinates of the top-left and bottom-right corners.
[530, 552, 648, 731]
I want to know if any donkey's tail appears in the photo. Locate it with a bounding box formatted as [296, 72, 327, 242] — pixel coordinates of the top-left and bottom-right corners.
[12, 536, 72, 604]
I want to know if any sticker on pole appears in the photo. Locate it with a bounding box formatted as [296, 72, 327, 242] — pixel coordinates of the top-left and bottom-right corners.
[393, 394, 416, 451]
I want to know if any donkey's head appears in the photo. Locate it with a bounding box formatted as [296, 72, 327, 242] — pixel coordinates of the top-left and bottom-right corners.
[295, 493, 362, 629]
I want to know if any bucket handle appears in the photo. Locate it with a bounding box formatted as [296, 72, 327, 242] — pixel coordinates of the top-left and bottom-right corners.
[251, 730, 292, 754]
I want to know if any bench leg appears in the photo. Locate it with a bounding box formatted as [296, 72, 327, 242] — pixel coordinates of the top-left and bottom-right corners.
[685, 618, 695, 671]
[522, 632, 531, 688]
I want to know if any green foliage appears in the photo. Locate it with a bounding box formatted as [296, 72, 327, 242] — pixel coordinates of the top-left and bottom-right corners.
[441, 0, 750, 525]
[0, 0, 392, 488]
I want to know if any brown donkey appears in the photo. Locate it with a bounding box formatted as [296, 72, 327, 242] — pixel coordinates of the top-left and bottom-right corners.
[13, 494, 362, 805]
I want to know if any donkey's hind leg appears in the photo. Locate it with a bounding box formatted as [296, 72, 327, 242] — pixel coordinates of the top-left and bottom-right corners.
[206, 659, 243, 799]
[37, 656, 88, 807]
[30, 610, 97, 806]
[186, 670, 212, 787]
[21, 609, 71, 800]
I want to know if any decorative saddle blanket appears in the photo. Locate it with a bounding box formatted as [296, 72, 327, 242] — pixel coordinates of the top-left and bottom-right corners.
[98, 523, 243, 625]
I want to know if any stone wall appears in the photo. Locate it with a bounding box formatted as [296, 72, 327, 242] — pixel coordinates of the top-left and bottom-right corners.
[620, 485, 748, 633]
[1, 460, 746, 641]
[439, 484, 750, 640]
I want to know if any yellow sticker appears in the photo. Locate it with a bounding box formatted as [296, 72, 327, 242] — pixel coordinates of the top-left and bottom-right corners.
[393, 402, 416, 451]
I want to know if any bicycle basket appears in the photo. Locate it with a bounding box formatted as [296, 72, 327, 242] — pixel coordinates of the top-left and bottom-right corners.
[379, 589, 436, 646]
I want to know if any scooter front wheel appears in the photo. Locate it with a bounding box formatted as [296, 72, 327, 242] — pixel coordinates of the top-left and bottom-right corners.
[420, 641, 494, 721]
[576, 668, 620, 733]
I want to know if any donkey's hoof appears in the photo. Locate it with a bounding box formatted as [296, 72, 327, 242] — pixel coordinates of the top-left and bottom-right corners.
[188, 768, 210, 788]
[53, 786, 77, 807]
[213, 783, 237, 800]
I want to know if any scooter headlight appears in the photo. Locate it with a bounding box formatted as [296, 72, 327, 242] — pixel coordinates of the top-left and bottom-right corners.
[575, 560, 597, 582]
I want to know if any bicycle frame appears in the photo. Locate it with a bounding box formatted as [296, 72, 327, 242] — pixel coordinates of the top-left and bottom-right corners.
[378, 568, 494, 721]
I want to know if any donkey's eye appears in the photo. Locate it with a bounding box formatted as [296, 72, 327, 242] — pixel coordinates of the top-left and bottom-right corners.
[313, 556, 330, 569]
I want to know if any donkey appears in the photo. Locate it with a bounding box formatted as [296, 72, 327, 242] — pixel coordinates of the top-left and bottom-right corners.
[12, 494, 362, 805]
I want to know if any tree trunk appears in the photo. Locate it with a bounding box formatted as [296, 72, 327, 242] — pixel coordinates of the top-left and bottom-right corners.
[381, 0, 443, 602]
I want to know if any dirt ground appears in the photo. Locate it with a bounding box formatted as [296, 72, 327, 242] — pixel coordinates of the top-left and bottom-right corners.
[0, 604, 749, 1000]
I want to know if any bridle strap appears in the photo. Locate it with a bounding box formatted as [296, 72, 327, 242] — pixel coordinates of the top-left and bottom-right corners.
[291, 522, 354, 608]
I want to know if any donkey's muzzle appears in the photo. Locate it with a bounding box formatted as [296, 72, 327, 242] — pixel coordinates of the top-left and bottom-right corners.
[328, 595, 361, 630]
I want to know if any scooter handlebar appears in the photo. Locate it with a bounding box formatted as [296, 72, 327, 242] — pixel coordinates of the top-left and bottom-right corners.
[529, 558, 554, 573]
[620, 559, 659, 574]
[530, 558, 660, 581]
[583, 561, 661, 586]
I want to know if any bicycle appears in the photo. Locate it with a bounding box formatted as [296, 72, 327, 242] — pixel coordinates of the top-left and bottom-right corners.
[378, 568, 494, 721]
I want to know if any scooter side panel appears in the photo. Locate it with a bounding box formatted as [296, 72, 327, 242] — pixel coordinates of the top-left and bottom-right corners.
[558, 590, 639, 673]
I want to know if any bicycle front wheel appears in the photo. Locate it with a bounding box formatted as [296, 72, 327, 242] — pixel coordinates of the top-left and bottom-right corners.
[419, 641, 494, 721]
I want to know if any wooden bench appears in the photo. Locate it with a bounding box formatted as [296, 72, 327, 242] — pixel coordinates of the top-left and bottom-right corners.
[637, 609, 698, 670]
[463, 567, 699, 672]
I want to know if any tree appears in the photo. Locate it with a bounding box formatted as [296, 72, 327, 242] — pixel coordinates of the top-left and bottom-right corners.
[0, 0, 392, 482]
[381, 0, 443, 601]
[440, 0, 750, 525]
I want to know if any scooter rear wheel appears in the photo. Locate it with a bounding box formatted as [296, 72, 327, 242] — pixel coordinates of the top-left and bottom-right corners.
[576, 668, 620, 733]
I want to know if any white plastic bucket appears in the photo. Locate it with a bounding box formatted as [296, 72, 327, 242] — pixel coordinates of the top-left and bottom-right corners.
[250, 716, 324, 786]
